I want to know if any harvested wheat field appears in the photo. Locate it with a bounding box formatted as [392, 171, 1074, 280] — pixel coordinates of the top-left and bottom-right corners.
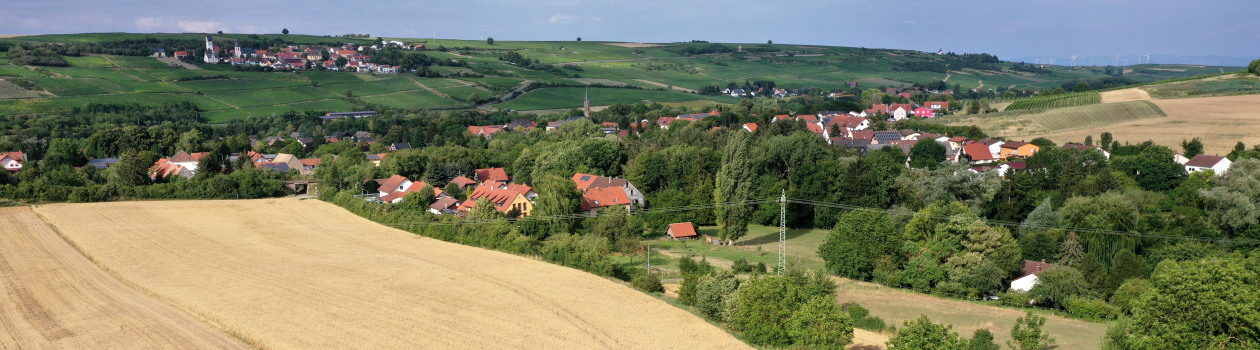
[1101, 87, 1152, 103]
[34, 198, 749, 349]
[0, 207, 247, 348]
[1023, 94, 1260, 153]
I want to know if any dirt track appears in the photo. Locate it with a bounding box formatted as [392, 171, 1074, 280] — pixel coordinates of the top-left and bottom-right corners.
[0, 207, 246, 348]
[34, 198, 749, 349]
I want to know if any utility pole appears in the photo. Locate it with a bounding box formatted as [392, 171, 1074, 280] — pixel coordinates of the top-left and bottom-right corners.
[778, 189, 786, 274]
[644, 242, 652, 272]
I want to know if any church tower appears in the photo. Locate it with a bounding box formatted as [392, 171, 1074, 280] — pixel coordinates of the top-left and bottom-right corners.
[234, 41, 242, 58]
[203, 36, 219, 63]
[583, 87, 591, 118]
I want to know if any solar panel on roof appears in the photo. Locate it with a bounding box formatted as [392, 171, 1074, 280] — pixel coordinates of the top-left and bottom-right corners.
[580, 175, 591, 181]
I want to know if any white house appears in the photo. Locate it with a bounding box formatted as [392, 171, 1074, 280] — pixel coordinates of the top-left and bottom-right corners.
[1185, 154, 1232, 175]
[890, 106, 910, 121]
[1, 151, 25, 172]
[1010, 274, 1040, 293]
[1010, 260, 1057, 293]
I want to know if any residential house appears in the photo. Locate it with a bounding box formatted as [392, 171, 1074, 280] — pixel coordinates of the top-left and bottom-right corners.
[505, 119, 539, 131]
[666, 222, 699, 240]
[1061, 143, 1112, 159]
[1185, 154, 1232, 175]
[1, 151, 26, 172]
[912, 107, 936, 118]
[474, 167, 511, 183]
[742, 123, 759, 132]
[428, 196, 461, 215]
[365, 153, 387, 166]
[449, 175, 477, 190]
[1010, 260, 1058, 292]
[962, 142, 997, 164]
[459, 184, 534, 216]
[924, 101, 950, 110]
[389, 143, 412, 151]
[998, 141, 1040, 159]
[889, 104, 914, 121]
[976, 139, 1005, 157]
[298, 158, 321, 174]
[571, 173, 646, 213]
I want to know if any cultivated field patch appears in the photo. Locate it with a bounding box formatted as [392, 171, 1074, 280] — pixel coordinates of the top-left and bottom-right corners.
[0, 207, 246, 348]
[1020, 94, 1260, 153]
[35, 198, 749, 349]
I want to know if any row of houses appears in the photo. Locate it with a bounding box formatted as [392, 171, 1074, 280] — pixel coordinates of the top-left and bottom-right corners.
[371, 166, 647, 219]
[188, 36, 402, 73]
[147, 150, 323, 180]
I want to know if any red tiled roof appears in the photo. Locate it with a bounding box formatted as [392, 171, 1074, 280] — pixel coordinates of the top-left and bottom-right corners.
[963, 143, 994, 161]
[804, 122, 825, 134]
[1186, 154, 1226, 168]
[450, 175, 477, 189]
[1020, 260, 1057, 277]
[581, 187, 631, 211]
[743, 123, 759, 132]
[773, 114, 793, 121]
[375, 175, 410, 194]
[949, 136, 969, 142]
[464, 186, 525, 212]
[667, 222, 698, 238]
[474, 168, 510, 182]
[299, 158, 322, 166]
[1, 151, 25, 162]
[468, 125, 505, 136]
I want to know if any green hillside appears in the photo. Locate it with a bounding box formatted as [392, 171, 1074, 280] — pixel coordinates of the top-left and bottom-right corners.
[0, 33, 1233, 121]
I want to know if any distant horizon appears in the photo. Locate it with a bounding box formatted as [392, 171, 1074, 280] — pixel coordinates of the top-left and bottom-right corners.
[3, 0, 1256, 67]
[4, 31, 1252, 67]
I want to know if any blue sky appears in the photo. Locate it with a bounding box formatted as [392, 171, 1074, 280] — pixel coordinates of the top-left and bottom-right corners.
[4, 0, 1257, 65]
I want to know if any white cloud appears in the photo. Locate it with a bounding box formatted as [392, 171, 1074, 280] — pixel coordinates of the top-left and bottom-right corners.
[177, 20, 225, 33]
[133, 17, 228, 33]
[134, 17, 166, 30]
[547, 14, 580, 24]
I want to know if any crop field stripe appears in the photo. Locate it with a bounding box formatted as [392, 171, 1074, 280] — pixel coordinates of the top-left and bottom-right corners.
[33, 199, 749, 349]
[0, 207, 248, 348]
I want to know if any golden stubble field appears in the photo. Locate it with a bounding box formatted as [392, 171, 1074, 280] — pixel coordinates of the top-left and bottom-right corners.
[0, 207, 247, 348]
[32, 198, 749, 349]
[1024, 94, 1260, 154]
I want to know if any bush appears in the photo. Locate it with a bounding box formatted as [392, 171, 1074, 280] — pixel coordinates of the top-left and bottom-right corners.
[887, 316, 968, 349]
[1109, 278, 1151, 313]
[1063, 297, 1120, 320]
[539, 234, 615, 276]
[694, 271, 739, 320]
[842, 303, 888, 331]
[1250, 59, 1260, 76]
[787, 296, 854, 348]
[630, 271, 664, 293]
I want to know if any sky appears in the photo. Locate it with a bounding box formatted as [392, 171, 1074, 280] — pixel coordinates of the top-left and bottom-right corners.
[3, 0, 1257, 66]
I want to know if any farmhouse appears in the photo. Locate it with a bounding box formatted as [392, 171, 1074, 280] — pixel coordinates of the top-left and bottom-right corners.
[666, 222, 699, 240]
[1185, 154, 1232, 175]
[1, 151, 26, 172]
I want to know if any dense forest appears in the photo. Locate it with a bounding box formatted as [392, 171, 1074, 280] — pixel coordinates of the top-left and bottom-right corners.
[1, 93, 1256, 348]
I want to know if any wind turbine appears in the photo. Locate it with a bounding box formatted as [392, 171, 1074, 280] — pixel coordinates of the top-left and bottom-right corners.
[1144, 53, 1151, 64]
[1069, 55, 1078, 67]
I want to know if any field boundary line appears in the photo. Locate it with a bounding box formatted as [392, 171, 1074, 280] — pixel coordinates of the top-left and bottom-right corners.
[407, 77, 449, 98]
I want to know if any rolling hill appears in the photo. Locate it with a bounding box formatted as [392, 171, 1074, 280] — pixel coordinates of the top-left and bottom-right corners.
[937, 73, 1260, 153]
[0, 33, 1232, 121]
